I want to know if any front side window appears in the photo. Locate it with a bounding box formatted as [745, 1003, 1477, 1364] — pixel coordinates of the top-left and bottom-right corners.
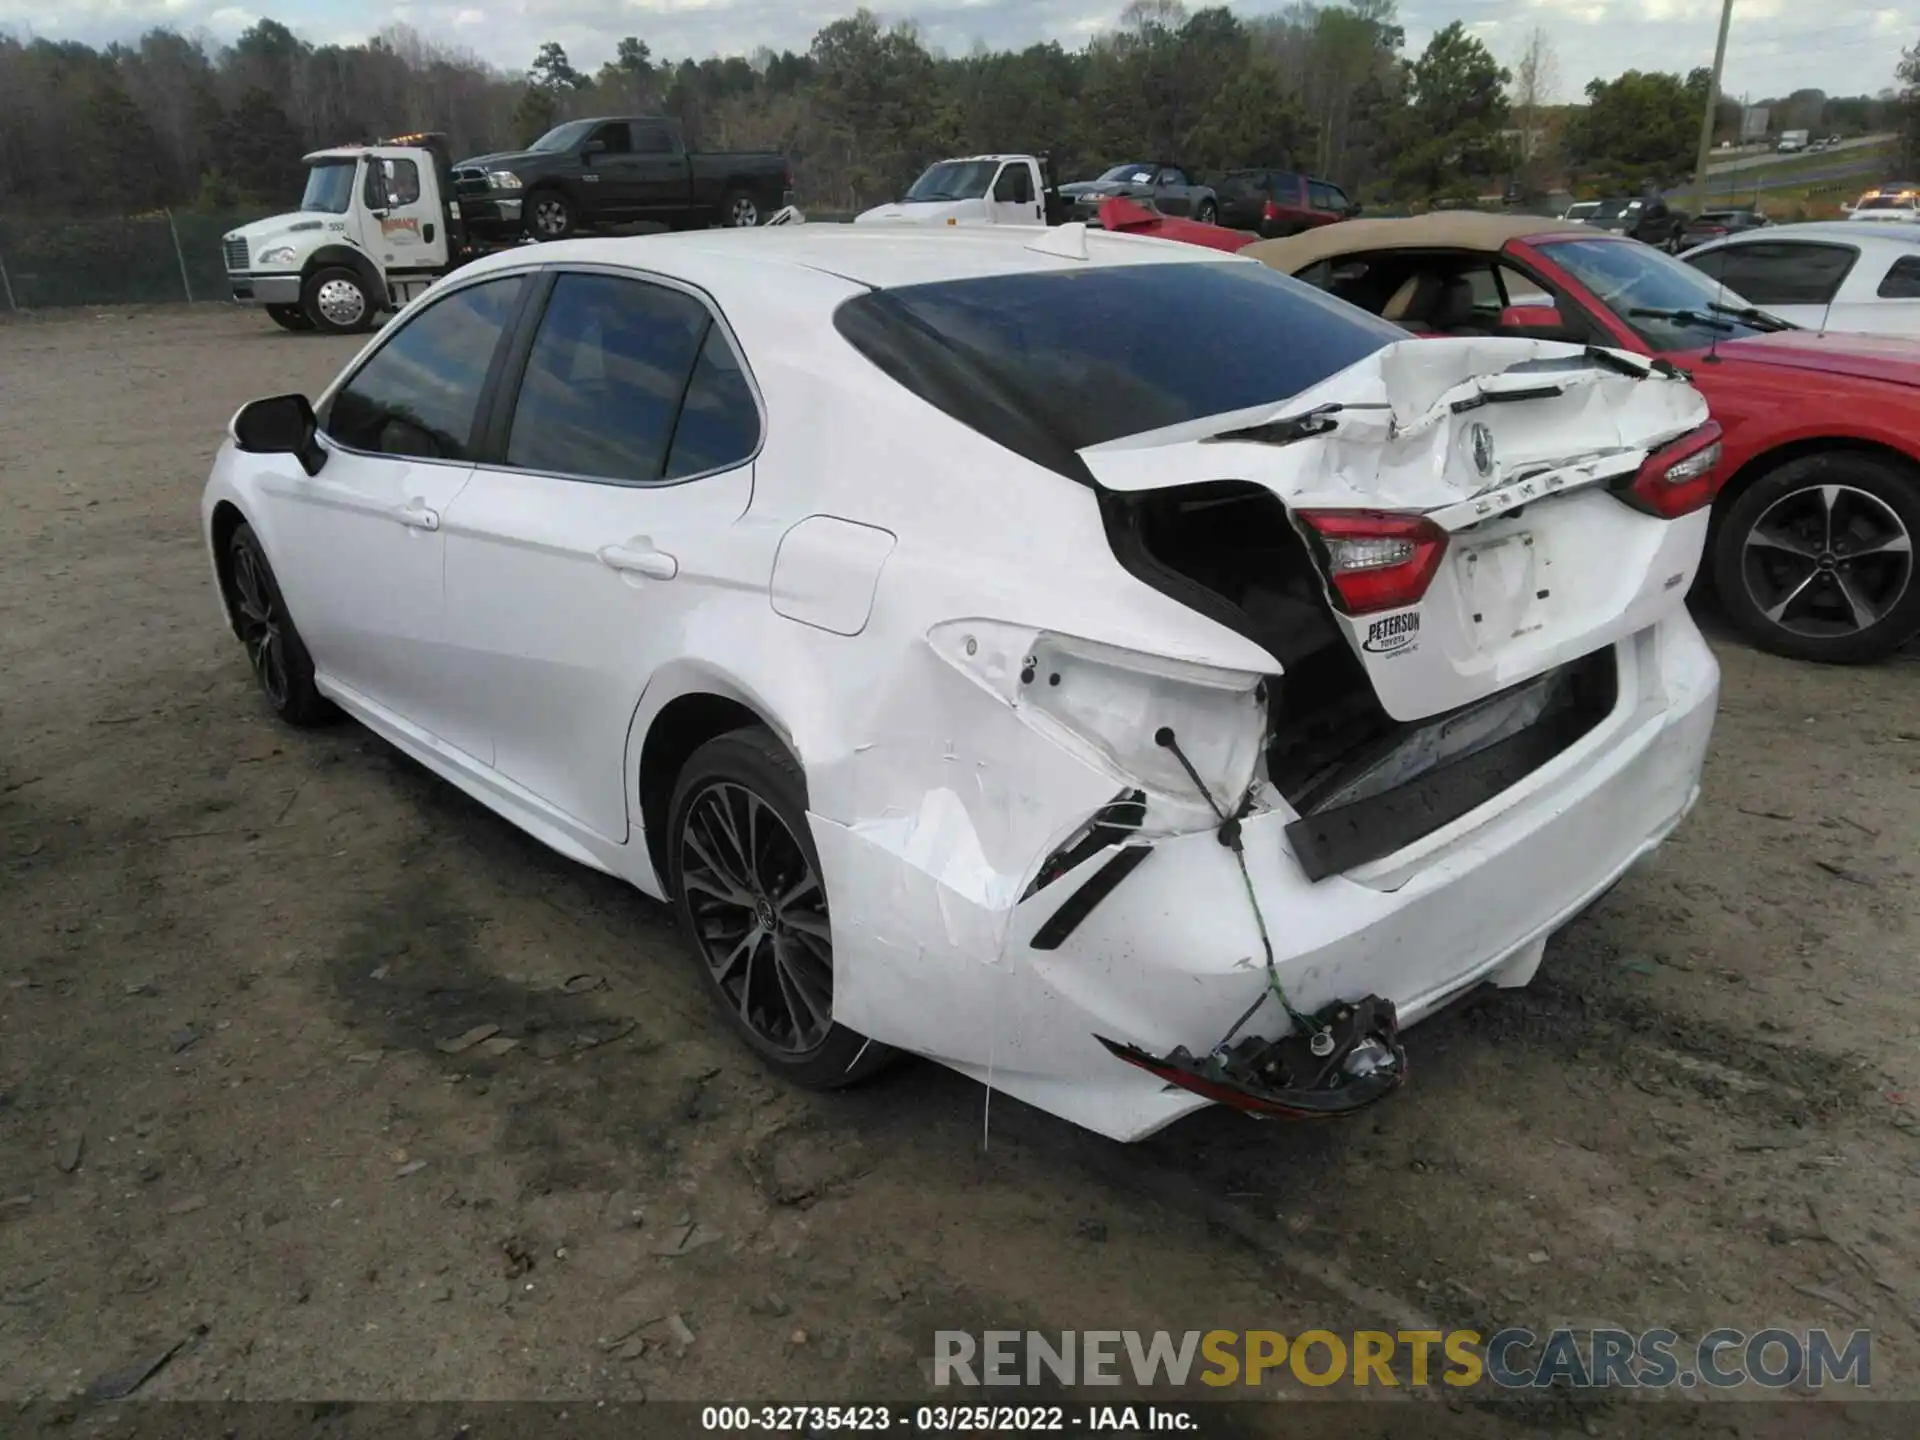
[325, 276, 525, 459]
[993, 164, 1033, 204]
[366, 158, 421, 209]
[588, 122, 633, 154]
[300, 161, 356, 215]
[505, 273, 712, 482]
[1309, 181, 1343, 211]
[1878, 254, 1920, 298]
[1156, 167, 1190, 187]
[1691, 242, 1856, 306]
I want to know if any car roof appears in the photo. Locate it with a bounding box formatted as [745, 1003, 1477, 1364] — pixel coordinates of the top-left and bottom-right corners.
[1242, 212, 1596, 270]
[454, 222, 1239, 293]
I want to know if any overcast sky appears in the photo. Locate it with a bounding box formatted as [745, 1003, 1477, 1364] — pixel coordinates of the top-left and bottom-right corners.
[2, 0, 1913, 103]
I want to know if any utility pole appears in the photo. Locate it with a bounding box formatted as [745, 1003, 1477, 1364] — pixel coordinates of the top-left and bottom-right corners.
[1690, 0, 1736, 212]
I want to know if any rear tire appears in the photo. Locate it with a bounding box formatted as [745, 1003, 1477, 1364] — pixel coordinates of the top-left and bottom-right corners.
[721, 189, 761, 228]
[266, 304, 314, 332]
[1711, 451, 1920, 664]
[301, 266, 376, 335]
[226, 523, 338, 726]
[666, 727, 893, 1089]
[1195, 198, 1219, 225]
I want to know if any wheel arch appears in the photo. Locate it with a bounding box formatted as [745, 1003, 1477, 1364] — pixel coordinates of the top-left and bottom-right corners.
[630, 665, 804, 897]
[1711, 434, 1920, 554]
[302, 245, 389, 310]
[209, 498, 251, 638]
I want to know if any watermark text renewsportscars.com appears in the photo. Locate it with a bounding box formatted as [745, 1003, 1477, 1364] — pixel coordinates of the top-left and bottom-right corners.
[932, 1328, 1871, 1391]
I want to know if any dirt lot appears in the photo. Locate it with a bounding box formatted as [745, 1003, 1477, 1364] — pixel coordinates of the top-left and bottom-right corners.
[2, 305, 1917, 1431]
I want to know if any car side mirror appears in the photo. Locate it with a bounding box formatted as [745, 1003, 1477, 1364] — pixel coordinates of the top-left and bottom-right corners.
[1498, 304, 1568, 333]
[581, 140, 607, 158]
[232, 394, 325, 477]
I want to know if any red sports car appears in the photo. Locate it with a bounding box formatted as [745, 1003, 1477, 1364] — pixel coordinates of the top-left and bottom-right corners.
[1240, 214, 1920, 663]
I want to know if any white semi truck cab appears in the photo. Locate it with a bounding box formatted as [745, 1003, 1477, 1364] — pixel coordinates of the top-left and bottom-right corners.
[222, 133, 478, 334]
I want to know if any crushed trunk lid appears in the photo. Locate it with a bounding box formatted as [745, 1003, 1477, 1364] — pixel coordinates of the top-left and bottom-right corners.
[1079, 336, 1711, 721]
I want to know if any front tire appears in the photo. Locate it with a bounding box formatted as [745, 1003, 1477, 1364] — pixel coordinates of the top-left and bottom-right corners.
[667, 727, 892, 1088]
[301, 267, 376, 335]
[721, 189, 760, 228]
[226, 523, 337, 726]
[1711, 452, 1920, 663]
[527, 188, 576, 240]
[266, 304, 314, 332]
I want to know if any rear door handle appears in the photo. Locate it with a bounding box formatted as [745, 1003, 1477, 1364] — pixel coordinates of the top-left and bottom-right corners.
[598, 543, 678, 580]
[397, 500, 440, 532]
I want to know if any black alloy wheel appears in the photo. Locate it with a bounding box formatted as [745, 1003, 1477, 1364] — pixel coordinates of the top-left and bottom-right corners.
[667, 727, 891, 1087]
[1713, 452, 1920, 663]
[227, 523, 336, 725]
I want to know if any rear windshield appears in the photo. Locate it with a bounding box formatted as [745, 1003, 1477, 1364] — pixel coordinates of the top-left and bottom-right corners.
[833, 261, 1401, 477]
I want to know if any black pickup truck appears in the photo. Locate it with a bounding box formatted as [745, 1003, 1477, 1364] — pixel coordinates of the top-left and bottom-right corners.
[455, 116, 792, 240]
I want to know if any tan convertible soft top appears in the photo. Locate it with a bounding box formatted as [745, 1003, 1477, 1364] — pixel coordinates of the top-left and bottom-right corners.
[1242, 213, 1596, 273]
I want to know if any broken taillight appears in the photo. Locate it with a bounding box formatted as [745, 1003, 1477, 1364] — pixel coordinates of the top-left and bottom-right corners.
[1297, 510, 1449, 616]
[1621, 420, 1724, 519]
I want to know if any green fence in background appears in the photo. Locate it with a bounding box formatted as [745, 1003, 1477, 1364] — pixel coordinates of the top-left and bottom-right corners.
[0, 212, 257, 311]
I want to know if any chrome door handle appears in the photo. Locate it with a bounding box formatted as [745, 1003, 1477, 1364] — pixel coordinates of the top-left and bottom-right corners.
[598, 543, 678, 579]
[397, 501, 440, 532]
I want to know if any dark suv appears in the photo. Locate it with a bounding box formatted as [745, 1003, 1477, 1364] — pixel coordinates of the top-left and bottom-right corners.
[1216, 170, 1360, 237]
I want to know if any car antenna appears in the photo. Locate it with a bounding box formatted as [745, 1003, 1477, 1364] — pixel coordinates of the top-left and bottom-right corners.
[1704, 240, 1728, 365]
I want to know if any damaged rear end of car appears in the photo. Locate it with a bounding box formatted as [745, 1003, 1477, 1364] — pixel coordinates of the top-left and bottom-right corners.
[819, 252, 1722, 1140]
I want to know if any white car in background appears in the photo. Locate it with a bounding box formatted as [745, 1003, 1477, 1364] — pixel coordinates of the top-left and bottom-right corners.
[855, 155, 1050, 227]
[1681, 221, 1920, 338]
[200, 224, 1720, 1142]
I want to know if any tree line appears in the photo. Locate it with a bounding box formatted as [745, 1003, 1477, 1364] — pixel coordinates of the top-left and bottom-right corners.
[0, 0, 1906, 219]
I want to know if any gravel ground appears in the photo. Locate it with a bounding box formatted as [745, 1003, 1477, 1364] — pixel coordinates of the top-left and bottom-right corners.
[2, 304, 1916, 1435]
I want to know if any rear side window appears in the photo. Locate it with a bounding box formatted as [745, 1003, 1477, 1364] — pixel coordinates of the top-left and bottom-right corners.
[1877, 255, 1920, 298]
[326, 275, 524, 460]
[834, 261, 1402, 477]
[1695, 241, 1856, 305]
[506, 273, 710, 482]
[664, 326, 761, 480]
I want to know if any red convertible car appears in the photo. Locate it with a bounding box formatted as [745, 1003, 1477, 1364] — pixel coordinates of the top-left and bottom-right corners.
[1239, 214, 1920, 664]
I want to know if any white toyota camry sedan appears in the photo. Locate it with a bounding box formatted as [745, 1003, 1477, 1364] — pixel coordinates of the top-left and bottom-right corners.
[202, 223, 1722, 1142]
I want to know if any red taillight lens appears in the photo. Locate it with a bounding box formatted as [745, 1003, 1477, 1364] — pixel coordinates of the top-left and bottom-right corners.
[1623, 420, 1724, 518]
[1298, 510, 1449, 615]
[1262, 199, 1280, 221]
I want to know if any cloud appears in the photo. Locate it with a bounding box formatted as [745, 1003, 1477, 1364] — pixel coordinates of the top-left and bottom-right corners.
[0, 0, 1902, 101]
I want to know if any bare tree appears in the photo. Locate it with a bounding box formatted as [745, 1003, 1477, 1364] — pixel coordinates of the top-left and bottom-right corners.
[1512, 25, 1558, 177]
